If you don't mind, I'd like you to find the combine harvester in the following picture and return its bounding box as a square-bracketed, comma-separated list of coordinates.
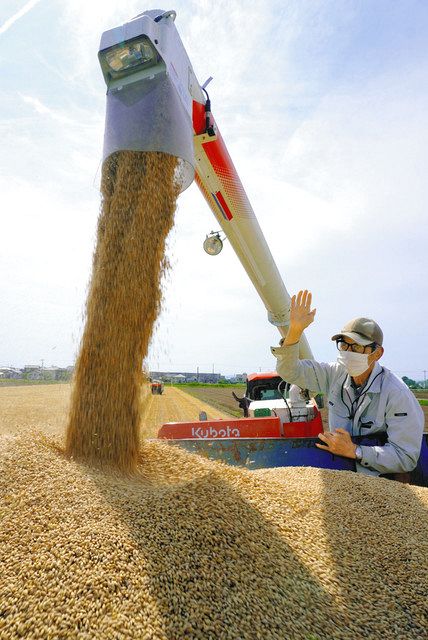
[150, 379, 164, 395]
[98, 9, 428, 485]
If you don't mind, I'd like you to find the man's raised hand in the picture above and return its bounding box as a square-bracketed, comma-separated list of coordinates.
[283, 290, 316, 345]
[290, 290, 316, 332]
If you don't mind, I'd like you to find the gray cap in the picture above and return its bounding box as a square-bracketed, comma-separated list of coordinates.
[331, 317, 383, 346]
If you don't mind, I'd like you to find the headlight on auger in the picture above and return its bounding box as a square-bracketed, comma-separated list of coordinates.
[100, 36, 158, 80]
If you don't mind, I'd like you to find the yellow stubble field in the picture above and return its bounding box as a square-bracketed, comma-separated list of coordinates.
[0, 383, 231, 440]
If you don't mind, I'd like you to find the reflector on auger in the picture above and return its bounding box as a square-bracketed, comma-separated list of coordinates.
[98, 8, 313, 357]
[203, 232, 224, 256]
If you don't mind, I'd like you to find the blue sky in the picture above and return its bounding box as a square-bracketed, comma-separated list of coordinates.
[1, 0, 427, 379]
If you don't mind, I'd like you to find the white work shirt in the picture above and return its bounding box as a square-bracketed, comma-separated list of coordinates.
[271, 342, 425, 476]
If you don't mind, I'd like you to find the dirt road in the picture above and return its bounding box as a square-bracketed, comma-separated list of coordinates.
[140, 387, 230, 438]
[0, 384, 231, 439]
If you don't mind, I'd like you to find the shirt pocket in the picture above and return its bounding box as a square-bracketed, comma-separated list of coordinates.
[358, 415, 383, 434]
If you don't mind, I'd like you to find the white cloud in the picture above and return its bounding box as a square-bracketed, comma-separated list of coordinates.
[0, 175, 97, 367]
[58, 0, 142, 89]
[0, 0, 41, 35]
[20, 94, 75, 125]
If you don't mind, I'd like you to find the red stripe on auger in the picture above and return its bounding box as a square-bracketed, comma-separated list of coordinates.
[211, 193, 229, 221]
[215, 191, 233, 221]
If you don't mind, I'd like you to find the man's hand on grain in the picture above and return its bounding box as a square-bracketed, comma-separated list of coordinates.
[316, 428, 357, 459]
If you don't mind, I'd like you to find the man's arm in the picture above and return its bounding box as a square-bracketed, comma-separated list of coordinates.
[271, 290, 335, 395]
[359, 390, 424, 474]
[272, 342, 335, 395]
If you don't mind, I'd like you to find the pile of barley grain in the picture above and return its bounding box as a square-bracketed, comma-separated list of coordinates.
[1, 432, 427, 640]
[66, 151, 178, 472]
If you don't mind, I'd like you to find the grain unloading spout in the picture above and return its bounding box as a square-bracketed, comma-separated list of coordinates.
[98, 9, 203, 192]
[98, 9, 313, 359]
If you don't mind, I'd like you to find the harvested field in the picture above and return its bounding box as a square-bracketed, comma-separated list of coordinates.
[0, 384, 71, 437]
[0, 384, 229, 440]
[1, 430, 428, 639]
[414, 390, 428, 399]
[179, 385, 246, 417]
[0, 379, 68, 387]
[2, 384, 425, 442]
[140, 386, 231, 439]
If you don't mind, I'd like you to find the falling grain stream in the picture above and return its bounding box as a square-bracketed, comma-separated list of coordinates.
[66, 151, 178, 471]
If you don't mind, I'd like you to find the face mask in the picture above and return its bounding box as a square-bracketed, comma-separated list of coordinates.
[337, 351, 371, 377]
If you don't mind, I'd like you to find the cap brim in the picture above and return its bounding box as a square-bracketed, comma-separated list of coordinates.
[331, 331, 373, 346]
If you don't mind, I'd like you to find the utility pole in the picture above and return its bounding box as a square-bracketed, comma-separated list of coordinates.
[424, 370, 427, 390]
[197, 366, 199, 382]
[212, 363, 214, 374]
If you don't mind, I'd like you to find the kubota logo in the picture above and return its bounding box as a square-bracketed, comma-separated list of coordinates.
[191, 426, 240, 439]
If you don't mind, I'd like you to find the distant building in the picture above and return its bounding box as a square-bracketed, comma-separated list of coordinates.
[41, 367, 57, 381]
[42, 367, 73, 381]
[0, 368, 22, 379]
[230, 373, 247, 383]
[21, 365, 73, 381]
[23, 366, 43, 380]
[149, 371, 222, 384]
[170, 374, 186, 383]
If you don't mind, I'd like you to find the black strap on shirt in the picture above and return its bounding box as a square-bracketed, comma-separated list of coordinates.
[340, 368, 385, 423]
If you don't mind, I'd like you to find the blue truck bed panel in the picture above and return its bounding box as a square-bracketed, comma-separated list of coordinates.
[166, 435, 428, 486]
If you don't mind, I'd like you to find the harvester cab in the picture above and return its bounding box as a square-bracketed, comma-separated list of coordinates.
[244, 373, 317, 425]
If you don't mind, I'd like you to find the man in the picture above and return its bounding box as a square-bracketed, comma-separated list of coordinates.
[271, 290, 424, 478]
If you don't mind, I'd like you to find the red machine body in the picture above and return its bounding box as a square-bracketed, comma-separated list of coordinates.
[158, 409, 323, 441]
[158, 416, 282, 440]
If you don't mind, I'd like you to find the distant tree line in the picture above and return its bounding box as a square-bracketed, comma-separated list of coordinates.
[402, 376, 427, 390]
